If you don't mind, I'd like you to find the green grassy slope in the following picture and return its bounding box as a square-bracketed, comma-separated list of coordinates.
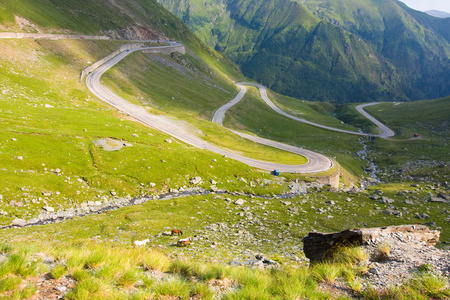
[363, 97, 450, 180]
[1, 38, 286, 225]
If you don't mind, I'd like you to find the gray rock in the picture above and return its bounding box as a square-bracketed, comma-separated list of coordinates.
[11, 218, 27, 227]
[190, 177, 202, 185]
[379, 196, 394, 204]
[429, 196, 447, 203]
[164, 139, 172, 144]
[415, 213, 431, 220]
[302, 225, 440, 263]
[345, 197, 352, 202]
[42, 206, 55, 212]
[325, 200, 335, 205]
[235, 199, 246, 206]
[369, 268, 380, 275]
[149, 182, 156, 188]
[404, 200, 414, 205]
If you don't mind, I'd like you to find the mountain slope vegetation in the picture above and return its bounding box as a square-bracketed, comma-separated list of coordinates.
[158, 0, 450, 103]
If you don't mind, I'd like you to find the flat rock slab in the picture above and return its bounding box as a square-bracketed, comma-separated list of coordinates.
[302, 224, 440, 263]
[93, 138, 131, 151]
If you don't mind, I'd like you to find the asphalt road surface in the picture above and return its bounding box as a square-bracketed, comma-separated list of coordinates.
[213, 82, 394, 138]
[85, 45, 333, 173]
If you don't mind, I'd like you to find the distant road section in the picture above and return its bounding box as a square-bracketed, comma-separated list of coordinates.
[213, 82, 394, 138]
[85, 44, 333, 173]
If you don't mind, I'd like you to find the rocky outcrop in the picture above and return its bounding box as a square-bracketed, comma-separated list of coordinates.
[302, 225, 440, 262]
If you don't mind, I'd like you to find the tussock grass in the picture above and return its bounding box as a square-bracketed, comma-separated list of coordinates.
[332, 244, 369, 265]
[50, 264, 67, 279]
[169, 259, 201, 278]
[0, 275, 21, 292]
[139, 249, 171, 272]
[66, 276, 114, 300]
[191, 282, 215, 300]
[374, 242, 391, 262]
[0, 253, 38, 278]
[117, 268, 141, 288]
[199, 264, 229, 281]
[311, 261, 341, 283]
[408, 272, 450, 299]
[152, 276, 191, 299]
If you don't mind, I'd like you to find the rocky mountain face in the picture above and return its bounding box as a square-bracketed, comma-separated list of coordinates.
[157, 0, 450, 103]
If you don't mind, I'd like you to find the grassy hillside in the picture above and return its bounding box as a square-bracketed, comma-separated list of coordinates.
[363, 97, 450, 181]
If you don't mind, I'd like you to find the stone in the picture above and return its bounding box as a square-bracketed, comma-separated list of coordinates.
[149, 182, 156, 188]
[0, 195, 3, 200]
[11, 138, 17, 141]
[42, 191, 52, 197]
[429, 196, 447, 203]
[382, 209, 394, 216]
[190, 177, 202, 185]
[54, 168, 61, 174]
[234, 199, 246, 206]
[42, 206, 54, 212]
[369, 268, 380, 275]
[345, 197, 352, 202]
[16, 156, 23, 160]
[210, 179, 217, 185]
[302, 225, 440, 263]
[110, 191, 117, 196]
[404, 200, 414, 205]
[379, 196, 394, 204]
[164, 139, 172, 143]
[325, 200, 335, 205]
[415, 213, 430, 220]
[11, 218, 27, 227]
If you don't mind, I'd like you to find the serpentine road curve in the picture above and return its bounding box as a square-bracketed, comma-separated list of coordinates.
[213, 82, 395, 138]
[85, 44, 333, 173]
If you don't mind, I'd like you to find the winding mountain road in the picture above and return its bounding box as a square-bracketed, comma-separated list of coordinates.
[85, 44, 333, 173]
[213, 82, 395, 138]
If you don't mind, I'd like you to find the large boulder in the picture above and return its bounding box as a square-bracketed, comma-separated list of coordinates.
[302, 225, 440, 263]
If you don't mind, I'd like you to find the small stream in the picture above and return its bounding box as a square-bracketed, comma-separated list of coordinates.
[357, 139, 381, 188]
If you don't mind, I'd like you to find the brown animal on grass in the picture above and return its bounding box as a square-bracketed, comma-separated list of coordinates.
[171, 229, 183, 236]
[177, 238, 190, 246]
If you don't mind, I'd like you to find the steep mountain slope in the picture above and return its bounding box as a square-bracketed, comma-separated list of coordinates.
[158, 0, 450, 103]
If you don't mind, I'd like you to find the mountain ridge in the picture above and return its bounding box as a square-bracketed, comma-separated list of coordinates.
[158, 0, 450, 103]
